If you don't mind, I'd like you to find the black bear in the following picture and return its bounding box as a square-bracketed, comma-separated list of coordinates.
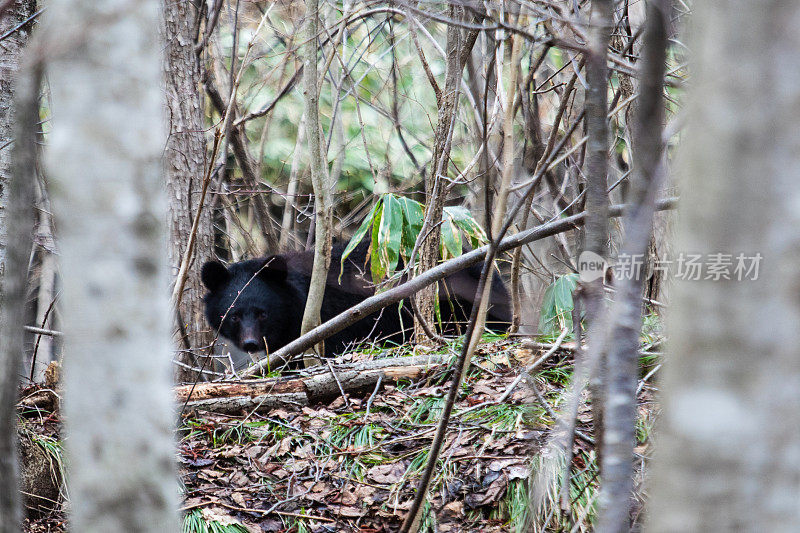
[200, 240, 511, 358]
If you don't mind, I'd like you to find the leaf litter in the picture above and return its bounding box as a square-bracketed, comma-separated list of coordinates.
[19, 337, 659, 532]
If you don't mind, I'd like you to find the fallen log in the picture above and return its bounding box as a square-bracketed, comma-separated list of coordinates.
[176, 354, 447, 414]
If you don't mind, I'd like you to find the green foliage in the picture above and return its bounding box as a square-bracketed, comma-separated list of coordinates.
[342, 193, 487, 282]
[491, 478, 530, 527]
[527, 450, 599, 531]
[183, 509, 249, 533]
[537, 273, 580, 337]
[461, 402, 545, 431]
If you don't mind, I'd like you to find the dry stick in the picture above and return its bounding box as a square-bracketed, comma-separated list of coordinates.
[406, 10, 441, 105]
[232, 66, 303, 127]
[23, 325, 62, 338]
[403, 33, 539, 532]
[636, 364, 661, 395]
[595, 1, 669, 530]
[325, 358, 351, 410]
[364, 374, 383, 420]
[242, 196, 679, 378]
[279, 115, 306, 251]
[497, 326, 570, 404]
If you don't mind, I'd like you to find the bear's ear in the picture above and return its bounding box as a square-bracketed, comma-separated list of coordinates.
[201, 261, 231, 292]
[257, 255, 288, 282]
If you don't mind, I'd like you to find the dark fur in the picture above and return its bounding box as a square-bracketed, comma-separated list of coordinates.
[201, 241, 511, 356]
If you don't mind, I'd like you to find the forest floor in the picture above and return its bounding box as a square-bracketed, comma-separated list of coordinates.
[18, 336, 658, 532]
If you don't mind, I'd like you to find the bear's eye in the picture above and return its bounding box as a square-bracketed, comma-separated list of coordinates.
[257, 311, 268, 320]
[230, 315, 241, 323]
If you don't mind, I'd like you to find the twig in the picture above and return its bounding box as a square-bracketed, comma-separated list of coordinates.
[497, 327, 570, 404]
[232, 66, 303, 127]
[325, 358, 351, 410]
[24, 325, 62, 338]
[364, 374, 382, 421]
[0, 8, 44, 43]
[636, 363, 661, 395]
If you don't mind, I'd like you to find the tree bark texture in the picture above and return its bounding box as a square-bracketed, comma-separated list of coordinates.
[583, 0, 613, 476]
[413, 5, 477, 342]
[595, 1, 668, 530]
[648, 2, 800, 531]
[164, 0, 214, 362]
[43, 0, 180, 530]
[300, 0, 334, 363]
[0, 0, 36, 278]
[0, 5, 38, 525]
[583, 0, 612, 317]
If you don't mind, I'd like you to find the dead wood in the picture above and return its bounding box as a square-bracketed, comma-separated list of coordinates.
[176, 355, 447, 414]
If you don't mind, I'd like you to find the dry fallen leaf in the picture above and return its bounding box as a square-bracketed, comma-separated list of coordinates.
[367, 462, 406, 484]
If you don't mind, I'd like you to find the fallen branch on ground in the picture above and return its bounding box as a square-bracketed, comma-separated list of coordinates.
[177, 354, 447, 414]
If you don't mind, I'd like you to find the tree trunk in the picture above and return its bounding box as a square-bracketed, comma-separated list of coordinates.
[648, 2, 800, 531]
[413, 6, 477, 343]
[583, 0, 612, 317]
[163, 0, 214, 378]
[0, 0, 35, 278]
[279, 114, 305, 251]
[300, 0, 333, 364]
[584, 0, 613, 473]
[43, 0, 179, 530]
[0, 2, 38, 524]
[595, 1, 668, 530]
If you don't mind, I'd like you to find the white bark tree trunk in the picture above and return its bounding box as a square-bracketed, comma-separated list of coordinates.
[648, 3, 800, 530]
[0, 0, 36, 277]
[0, 2, 37, 528]
[42, 0, 179, 530]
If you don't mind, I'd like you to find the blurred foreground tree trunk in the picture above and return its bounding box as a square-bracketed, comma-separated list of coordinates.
[43, 0, 179, 530]
[0, 2, 38, 527]
[648, 2, 800, 530]
[0, 0, 36, 276]
[164, 0, 214, 377]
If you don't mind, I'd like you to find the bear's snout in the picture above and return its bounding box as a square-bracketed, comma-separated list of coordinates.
[241, 338, 262, 353]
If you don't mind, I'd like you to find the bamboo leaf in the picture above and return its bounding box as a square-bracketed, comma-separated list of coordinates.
[370, 202, 386, 282]
[341, 200, 380, 281]
[440, 210, 463, 259]
[377, 194, 404, 275]
[538, 273, 579, 337]
[444, 205, 487, 249]
[397, 195, 424, 260]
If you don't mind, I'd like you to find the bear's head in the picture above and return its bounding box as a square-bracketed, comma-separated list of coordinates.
[200, 256, 299, 354]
